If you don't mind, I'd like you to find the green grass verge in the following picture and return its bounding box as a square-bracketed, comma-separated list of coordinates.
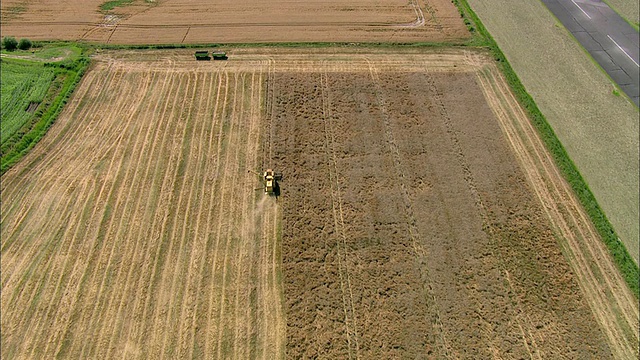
[100, 0, 135, 11]
[600, 0, 640, 31]
[1, 47, 90, 175]
[452, 0, 639, 298]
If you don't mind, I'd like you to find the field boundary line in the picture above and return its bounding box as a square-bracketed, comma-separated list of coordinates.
[0, 65, 101, 226]
[454, 0, 639, 296]
[0, 66, 116, 259]
[258, 62, 273, 358]
[473, 70, 547, 359]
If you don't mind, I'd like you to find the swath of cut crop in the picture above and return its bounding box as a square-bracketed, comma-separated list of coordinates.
[1, 57, 283, 359]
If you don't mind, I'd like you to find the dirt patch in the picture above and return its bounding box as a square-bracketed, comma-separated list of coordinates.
[24, 101, 40, 113]
[0, 0, 468, 44]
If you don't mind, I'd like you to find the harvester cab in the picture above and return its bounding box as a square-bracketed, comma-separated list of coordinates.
[263, 169, 282, 196]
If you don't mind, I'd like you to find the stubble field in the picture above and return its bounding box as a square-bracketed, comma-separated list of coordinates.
[1, 48, 637, 359]
[0, 0, 468, 44]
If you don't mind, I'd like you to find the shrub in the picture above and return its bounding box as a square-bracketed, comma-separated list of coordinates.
[17, 38, 32, 50]
[2, 37, 18, 51]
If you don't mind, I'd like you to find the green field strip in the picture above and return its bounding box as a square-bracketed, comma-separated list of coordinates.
[1, 53, 90, 175]
[1, 61, 55, 144]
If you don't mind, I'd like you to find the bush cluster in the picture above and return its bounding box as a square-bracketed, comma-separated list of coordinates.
[2, 36, 33, 51]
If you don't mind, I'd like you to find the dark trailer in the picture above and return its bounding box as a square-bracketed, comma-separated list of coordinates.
[194, 50, 210, 60]
[212, 51, 228, 60]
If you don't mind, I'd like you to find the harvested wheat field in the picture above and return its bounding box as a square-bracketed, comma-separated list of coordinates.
[1, 48, 637, 359]
[0, 0, 468, 44]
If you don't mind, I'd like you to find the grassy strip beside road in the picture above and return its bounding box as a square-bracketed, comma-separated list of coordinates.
[603, 0, 639, 29]
[1, 46, 89, 175]
[452, 0, 639, 298]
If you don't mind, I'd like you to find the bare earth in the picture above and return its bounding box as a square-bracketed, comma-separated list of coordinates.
[0, 0, 468, 44]
[1, 48, 636, 359]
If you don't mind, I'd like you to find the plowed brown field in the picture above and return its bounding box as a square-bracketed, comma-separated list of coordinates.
[0, 0, 468, 44]
[1, 48, 637, 359]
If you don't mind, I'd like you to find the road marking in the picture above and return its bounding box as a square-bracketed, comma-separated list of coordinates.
[571, 0, 591, 19]
[607, 34, 640, 67]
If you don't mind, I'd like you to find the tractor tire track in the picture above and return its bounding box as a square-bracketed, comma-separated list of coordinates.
[366, 61, 450, 358]
[189, 70, 228, 359]
[174, 70, 217, 359]
[9, 68, 143, 358]
[320, 70, 360, 360]
[214, 72, 247, 360]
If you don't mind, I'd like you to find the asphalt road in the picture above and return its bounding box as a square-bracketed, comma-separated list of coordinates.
[542, 0, 640, 107]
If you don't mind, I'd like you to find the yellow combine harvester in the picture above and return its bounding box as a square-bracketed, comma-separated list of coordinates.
[263, 169, 282, 195]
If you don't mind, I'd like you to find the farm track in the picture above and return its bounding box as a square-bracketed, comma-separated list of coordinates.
[1, 49, 636, 359]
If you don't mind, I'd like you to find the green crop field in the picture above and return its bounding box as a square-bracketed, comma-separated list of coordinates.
[0, 44, 89, 174]
[1, 59, 55, 145]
